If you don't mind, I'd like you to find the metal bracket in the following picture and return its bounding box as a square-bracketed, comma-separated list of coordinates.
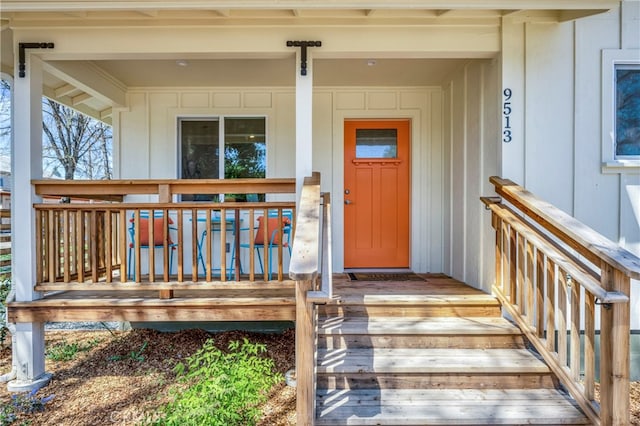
[18, 42, 55, 78]
[595, 299, 612, 310]
[286, 40, 321, 76]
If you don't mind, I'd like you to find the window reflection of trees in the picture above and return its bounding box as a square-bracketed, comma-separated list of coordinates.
[616, 68, 640, 156]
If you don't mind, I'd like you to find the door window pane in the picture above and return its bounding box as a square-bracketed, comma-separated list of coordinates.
[355, 129, 397, 159]
[616, 65, 640, 157]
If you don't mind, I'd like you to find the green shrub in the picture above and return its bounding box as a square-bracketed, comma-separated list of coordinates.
[46, 338, 101, 361]
[151, 338, 282, 426]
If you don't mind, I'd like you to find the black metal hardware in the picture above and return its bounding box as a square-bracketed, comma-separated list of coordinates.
[595, 299, 612, 310]
[18, 42, 55, 78]
[286, 40, 321, 76]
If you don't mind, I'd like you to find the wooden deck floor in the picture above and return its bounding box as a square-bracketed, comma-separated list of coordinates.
[8, 274, 485, 324]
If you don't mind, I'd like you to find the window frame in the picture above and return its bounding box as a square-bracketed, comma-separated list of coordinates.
[601, 49, 640, 173]
[177, 114, 268, 200]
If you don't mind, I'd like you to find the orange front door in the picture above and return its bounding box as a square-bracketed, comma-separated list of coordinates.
[344, 120, 410, 268]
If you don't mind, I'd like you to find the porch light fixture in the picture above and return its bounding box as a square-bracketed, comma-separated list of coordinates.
[175, 59, 189, 67]
[367, 59, 377, 66]
[18, 42, 54, 78]
[286, 40, 322, 76]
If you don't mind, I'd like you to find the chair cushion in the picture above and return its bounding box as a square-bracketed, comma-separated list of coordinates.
[130, 216, 174, 247]
[254, 216, 291, 245]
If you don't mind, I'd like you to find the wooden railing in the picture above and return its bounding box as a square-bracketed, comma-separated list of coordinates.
[483, 177, 640, 426]
[32, 178, 297, 294]
[290, 172, 332, 426]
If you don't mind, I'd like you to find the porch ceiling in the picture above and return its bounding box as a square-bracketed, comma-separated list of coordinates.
[0, 1, 616, 124]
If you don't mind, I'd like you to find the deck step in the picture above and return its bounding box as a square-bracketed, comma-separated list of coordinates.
[315, 389, 591, 425]
[317, 348, 551, 375]
[317, 316, 526, 349]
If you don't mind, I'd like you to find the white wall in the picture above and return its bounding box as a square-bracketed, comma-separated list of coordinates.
[501, 2, 640, 329]
[443, 59, 501, 293]
[118, 85, 449, 274]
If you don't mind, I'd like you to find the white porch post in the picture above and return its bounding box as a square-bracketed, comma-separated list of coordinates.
[9, 52, 50, 391]
[295, 48, 314, 203]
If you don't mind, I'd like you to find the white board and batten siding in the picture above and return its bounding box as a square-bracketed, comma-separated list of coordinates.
[500, 2, 640, 330]
[118, 86, 448, 275]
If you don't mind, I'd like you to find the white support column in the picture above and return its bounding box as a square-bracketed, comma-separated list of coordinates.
[295, 49, 314, 203]
[9, 52, 50, 391]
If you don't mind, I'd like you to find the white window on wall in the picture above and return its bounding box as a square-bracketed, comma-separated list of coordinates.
[602, 49, 640, 172]
[179, 116, 266, 201]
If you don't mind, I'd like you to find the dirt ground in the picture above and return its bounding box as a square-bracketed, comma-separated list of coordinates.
[0, 329, 638, 425]
[0, 328, 296, 426]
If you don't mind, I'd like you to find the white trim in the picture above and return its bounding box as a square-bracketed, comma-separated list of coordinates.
[601, 49, 640, 173]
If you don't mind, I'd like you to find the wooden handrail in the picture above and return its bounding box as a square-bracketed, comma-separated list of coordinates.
[490, 176, 640, 279]
[290, 172, 332, 426]
[486, 177, 638, 426]
[32, 178, 296, 202]
[481, 198, 629, 304]
[289, 173, 321, 281]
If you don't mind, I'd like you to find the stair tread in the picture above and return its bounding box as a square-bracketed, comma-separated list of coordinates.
[316, 389, 590, 425]
[334, 294, 500, 305]
[318, 316, 521, 335]
[317, 348, 550, 374]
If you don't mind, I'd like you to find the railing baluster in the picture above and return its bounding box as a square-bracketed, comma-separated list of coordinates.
[509, 226, 517, 306]
[191, 208, 198, 282]
[134, 210, 141, 283]
[263, 208, 270, 282]
[570, 279, 581, 382]
[525, 240, 535, 328]
[176, 209, 184, 283]
[205, 208, 212, 282]
[545, 258, 556, 352]
[516, 233, 525, 313]
[119, 209, 127, 282]
[63, 210, 70, 283]
[493, 214, 502, 292]
[105, 210, 112, 283]
[535, 250, 545, 339]
[162, 209, 170, 283]
[501, 221, 510, 299]
[148, 209, 155, 283]
[557, 269, 568, 366]
[90, 210, 99, 283]
[249, 208, 255, 282]
[47, 210, 55, 284]
[584, 291, 595, 401]
[277, 208, 284, 281]
[220, 208, 226, 282]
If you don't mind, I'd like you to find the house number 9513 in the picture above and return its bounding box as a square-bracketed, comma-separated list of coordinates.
[503, 88, 512, 143]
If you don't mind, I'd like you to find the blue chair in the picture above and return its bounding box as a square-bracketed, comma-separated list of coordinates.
[236, 210, 293, 280]
[128, 211, 178, 280]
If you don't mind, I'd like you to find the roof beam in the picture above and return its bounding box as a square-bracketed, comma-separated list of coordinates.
[43, 60, 127, 108]
[43, 85, 111, 125]
[71, 92, 91, 106]
[53, 83, 76, 98]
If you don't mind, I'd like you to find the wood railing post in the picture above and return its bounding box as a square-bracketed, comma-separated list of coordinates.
[599, 262, 630, 426]
[296, 279, 315, 426]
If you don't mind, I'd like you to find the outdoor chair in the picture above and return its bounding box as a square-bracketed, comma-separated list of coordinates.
[235, 210, 292, 280]
[127, 211, 177, 280]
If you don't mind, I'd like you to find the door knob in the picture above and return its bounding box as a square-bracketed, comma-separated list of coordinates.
[345, 199, 352, 205]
